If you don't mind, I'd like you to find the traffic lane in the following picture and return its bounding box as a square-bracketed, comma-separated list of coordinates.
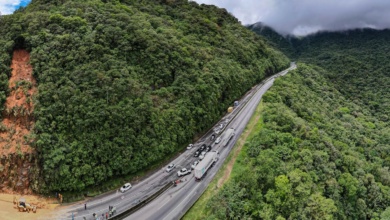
[167, 79, 276, 219]
[66, 168, 183, 220]
[126, 175, 197, 220]
[139, 79, 276, 220]
[125, 68, 287, 219]
[126, 78, 276, 220]
[167, 142, 234, 220]
[68, 142, 203, 219]
[134, 128, 238, 220]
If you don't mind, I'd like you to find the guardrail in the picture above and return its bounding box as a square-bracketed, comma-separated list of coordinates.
[175, 64, 297, 219]
[108, 181, 174, 220]
[109, 64, 296, 220]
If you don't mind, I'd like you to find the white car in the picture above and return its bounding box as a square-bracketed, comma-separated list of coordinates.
[166, 163, 176, 172]
[177, 168, 191, 177]
[215, 137, 221, 144]
[120, 183, 132, 193]
[187, 144, 194, 150]
[191, 160, 199, 169]
[199, 151, 207, 160]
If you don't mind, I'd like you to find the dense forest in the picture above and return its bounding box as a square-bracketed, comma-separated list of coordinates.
[189, 27, 390, 219]
[202, 65, 390, 219]
[0, 0, 289, 192]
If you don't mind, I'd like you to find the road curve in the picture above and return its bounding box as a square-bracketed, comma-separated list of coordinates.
[61, 63, 296, 220]
[127, 63, 296, 220]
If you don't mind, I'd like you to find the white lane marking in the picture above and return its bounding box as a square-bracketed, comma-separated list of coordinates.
[162, 182, 200, 220]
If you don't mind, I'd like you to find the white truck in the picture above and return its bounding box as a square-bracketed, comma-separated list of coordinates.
[194, 151, 219, 181]
[220, 128, 235, 147]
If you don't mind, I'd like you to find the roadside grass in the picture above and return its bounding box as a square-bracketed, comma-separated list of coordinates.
[183, 101, 265, 220]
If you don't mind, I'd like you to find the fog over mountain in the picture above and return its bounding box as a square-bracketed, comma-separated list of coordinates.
[194, 0, 390, 36]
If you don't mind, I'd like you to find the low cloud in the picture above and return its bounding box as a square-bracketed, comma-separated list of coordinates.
[194, 0, 390, 36]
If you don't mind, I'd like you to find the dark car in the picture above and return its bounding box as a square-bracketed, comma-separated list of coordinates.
[200, 144, 206, 151]
[194, 150, 200, 157]
[210, 134, 216, 140]
[206, 145, 212, 152]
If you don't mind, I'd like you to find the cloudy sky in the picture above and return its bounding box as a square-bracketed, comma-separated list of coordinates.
[194, 0, 390, 36]
[2, 0, 390, 35]
[0, 0, 29, 14]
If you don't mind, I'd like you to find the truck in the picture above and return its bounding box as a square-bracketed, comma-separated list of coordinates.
[220, 128, 235, 147]
[194, 151, 219, 181]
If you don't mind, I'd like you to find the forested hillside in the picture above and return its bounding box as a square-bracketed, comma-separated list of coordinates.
[186, 27, 390, 219]
[250, 26, 390, 121]
[247, 23, 294, 58]
[0, 0, 289, 192]
[201, 65, 390, 219]
[292, 29, 390, 122]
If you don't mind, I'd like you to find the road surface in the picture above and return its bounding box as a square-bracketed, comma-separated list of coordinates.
[62, 63, 296, 220]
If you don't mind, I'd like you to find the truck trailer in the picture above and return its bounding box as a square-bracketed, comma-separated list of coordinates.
[194, 151, 219, 181]
[220, 128, 235, 147]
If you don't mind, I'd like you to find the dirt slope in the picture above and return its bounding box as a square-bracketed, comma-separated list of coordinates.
[0, 49, 36, 155]
[0, 50, 37, 194]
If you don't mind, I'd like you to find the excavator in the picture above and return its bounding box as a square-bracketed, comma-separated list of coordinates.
[15, 197, 37, 213]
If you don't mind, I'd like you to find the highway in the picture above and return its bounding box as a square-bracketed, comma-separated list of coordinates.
[61, 63, 296, 220]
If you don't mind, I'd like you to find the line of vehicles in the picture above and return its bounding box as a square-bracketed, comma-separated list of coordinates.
[178, 128, 235, 180]
[118, 128, 235, 195]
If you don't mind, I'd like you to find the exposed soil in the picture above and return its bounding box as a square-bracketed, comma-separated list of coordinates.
[0, 193, 61, 220]
[217, 114, 261, 188]
[0, 49, 36, 155]
[0, 49, 37, 194]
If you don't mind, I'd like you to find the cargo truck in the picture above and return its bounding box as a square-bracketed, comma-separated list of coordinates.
[194, 151, 219, 181]
[220, 128, 235, 147]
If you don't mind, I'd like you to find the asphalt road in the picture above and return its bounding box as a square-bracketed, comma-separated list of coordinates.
[63, 63, 296, 220]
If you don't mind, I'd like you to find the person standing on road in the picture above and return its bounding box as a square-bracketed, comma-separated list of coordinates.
[85, 203, 87, 210]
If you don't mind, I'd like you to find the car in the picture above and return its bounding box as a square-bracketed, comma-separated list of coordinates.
[206, 145, 212, 152]
[215, 137, 221, 144]
[199, 151, 207, 160]
[210, 134, 216, 140]
[166, 163, 176, 172]
[191, 160, 199, 169]
[200, 144, 206, 151]
[177, 168, 191, 177]
[187, 144, 194, 150]
[219, 124, 224, 129]
[194, 150, 200, 157]
[120, 183, 132, 193]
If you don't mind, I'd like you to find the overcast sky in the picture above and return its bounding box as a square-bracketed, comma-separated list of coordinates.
[194, 0, 390, 36]
[2, 0, 390, 36]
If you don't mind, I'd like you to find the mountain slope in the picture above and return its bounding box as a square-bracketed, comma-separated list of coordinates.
[0, 0, 289, 192]
[247, 22, 294, 58]
[185, 26, 390, 219]
[194, 64, 390, 219]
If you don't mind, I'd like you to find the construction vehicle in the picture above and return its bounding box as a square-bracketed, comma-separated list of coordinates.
[17, 198, 37, 213]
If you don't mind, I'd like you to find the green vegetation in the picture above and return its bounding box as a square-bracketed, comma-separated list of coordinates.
[193, 27, 390, 219]
[197, 64, 390, 219]
[0, 0, 289, 193]
[247, 23, 294, 58]
[185, 99, 265, 220]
